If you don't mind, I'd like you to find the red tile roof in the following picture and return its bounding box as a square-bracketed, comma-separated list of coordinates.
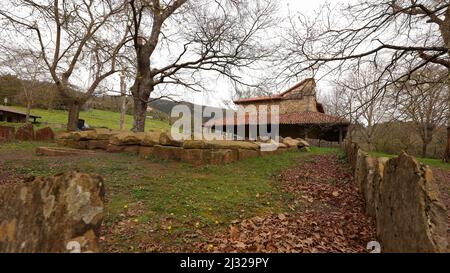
[233, 78, 315, 104]
[204, 112, 349, 127]
[232, 95, 282, 103]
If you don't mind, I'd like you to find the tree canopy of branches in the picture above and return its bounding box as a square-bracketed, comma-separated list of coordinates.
[0, 0, 130, 130]
[0, 47, 46, 122]
[285, 0, 450, 161]
[396, 65, 448, 157]
[127, 0, 278, 132]
[325, 63, 393, 150]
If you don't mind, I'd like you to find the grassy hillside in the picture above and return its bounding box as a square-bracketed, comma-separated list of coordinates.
[4, 106, 171, 132]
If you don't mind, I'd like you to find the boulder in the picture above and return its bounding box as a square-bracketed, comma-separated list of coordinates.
[72, 128, 119, 141]
[141, 132, 162, 147]
[93, 128, 120, 140]
[109, 132, 146, 146]
[181, 149, 209, 165]
[159, 132, 183, 147]
[282, 137, 299, 147]
[183, 140, 259, 150]
[87, 140, 109, 150]
[238, 149, 260, 161]
[65, 140, 88, 150]
[72, 130, 98, 141]
[209, 149, 238, 165]
[36, 147, 96, 157]
[377, 153, 448, 253]
[56, 139, 69, 147]
[35, 127, 55, 142]
[0, 172, 105, 253]
[153, 145, 184, 161]
[107, 144, 140, 154]
[15, 123, 34, 141]
[55, 132, 74, 140]
[277, 143, 288, 149]
[355, 152, 379, 218]
[139, 146, 155, 159]
[296, 138, 310, 148]
[0, 126, 15, 141]
[260, 150, 279, 157]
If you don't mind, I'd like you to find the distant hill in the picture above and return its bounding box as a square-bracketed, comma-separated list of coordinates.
[0, 74, 230, 124]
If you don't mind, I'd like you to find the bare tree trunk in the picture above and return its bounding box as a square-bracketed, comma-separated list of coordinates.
[446, 76, 450, 162]
[131, 70, 153, 132]
[67, 101, 81, 132]
[119, 73, 126, 130]
[422, 142, 428, 158]
[132, 97, 147, 132]
[25, 99, 31, 123]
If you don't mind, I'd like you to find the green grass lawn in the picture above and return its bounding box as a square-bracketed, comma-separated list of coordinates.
[368, 151, 450, 171]
[4, 106, 171, 132]
[0, 145, 338, 252]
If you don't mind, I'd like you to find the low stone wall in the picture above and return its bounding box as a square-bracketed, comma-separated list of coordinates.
[56, 129, 309, 165]
[0, 124, 54, 142]
[0, 172, 105, 253]
[343, 141, 449, 253]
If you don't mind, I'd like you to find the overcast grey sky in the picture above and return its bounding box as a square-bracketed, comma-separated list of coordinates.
[181, 0, 351, 109]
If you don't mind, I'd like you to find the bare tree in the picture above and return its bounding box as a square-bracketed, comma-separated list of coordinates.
[396, 66, 448, 157]
[284, 0, 450, 161]
[335, 64, 393, 150]
[0, 0, 130, 131]
[127, 0, 278, 132]
[0, 47, 46, 122]
[119, 72, 128, 130]
[320, 82, 358, 141]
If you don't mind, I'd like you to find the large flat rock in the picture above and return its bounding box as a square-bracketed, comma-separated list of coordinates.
[0, 172, 105, 253]
[36, 147, 96, 157]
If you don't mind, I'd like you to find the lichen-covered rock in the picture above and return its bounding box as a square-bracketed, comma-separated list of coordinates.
[159, 132, 183, 147]
[109, 132, 146, 146]
[297, 138, 310, 148]
[15, 123, 34, 141]
[72, 130, 98, 141]
[0, 126, 15, 142]
[154, 145, 184, 161]
[0, 172, 105, 253]
[282, 137, 300, 148]
[209, 149, 238, 165]
[355, 152, 379, 218]
[65, 140, 88, 150]
[56, 131, 74, 140]
[238, 149, 260, 161]
[73, 128, 119, 141]
[377, 153, 448, 253]
[181, 149, 208, 165]
[141, 132, 162, 147]
[183, 140, 260, 150]
[87, 140, 109, 150]
[139, 146, 155, 159]
[277, 143, 288, 149]
[92, 128, 120, 140]
[35, 127, 55, 141]
[107, 144, 140, 154]
[36, 147, 96, 157]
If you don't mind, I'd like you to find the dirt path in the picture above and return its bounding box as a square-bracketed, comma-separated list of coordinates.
[195, 154, 376, 253]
